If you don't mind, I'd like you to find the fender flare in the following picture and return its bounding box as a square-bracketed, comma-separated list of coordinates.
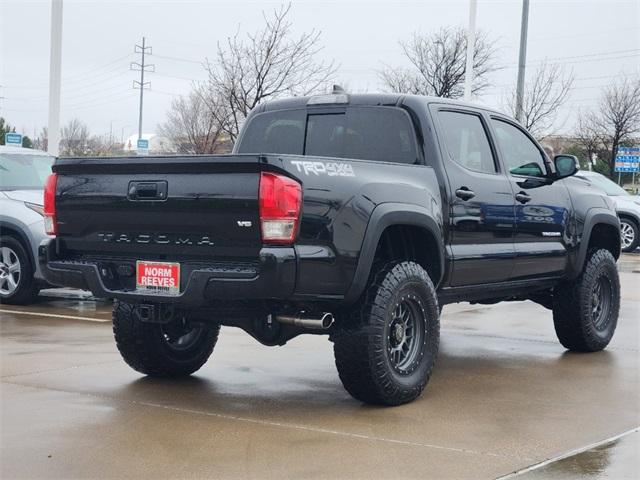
[343, 203, 444, 305]
[572, 208, 620, 278]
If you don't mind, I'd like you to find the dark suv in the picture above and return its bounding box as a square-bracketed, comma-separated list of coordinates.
[41, 92, 621, 405]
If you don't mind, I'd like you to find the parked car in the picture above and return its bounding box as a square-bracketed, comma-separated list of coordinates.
[40, 92, 621, 406]
[0, 145, 54, 304]
[574, 170, 640, 252]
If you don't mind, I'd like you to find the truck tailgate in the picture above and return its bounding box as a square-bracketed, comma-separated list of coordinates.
[53, 155, 263, 260]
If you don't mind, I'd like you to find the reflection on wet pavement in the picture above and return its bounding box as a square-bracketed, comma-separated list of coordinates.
[518, 430, 640, 479]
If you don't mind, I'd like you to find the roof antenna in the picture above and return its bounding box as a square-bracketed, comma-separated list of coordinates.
[332, 85, 346, 94]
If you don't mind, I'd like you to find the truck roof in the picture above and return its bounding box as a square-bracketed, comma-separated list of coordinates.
[258, 92, 508, 118]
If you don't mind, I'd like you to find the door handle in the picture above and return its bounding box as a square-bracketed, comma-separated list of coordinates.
[455, 187, 476, 201]
[515, 192, 531, 204]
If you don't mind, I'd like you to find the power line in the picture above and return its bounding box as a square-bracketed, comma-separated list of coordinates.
[528, 26, 639, 43]
[153, 72, 205, 82]
[154, 54, 203, 65]
[66, 91, 137, 111]
[3, 53, 135, 90]
[8, 69, 132, 102]
[501, 51, 640, 69]
[542, 48, 640, 61]
[148, 89, 183, 97]
[60, 53, 135, 85]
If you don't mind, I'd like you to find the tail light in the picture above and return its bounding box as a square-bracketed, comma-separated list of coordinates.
[259, 172, 302, 244]
[43, 173, 58, 235]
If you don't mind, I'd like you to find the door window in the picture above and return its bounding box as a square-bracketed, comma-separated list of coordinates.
[491, 119, 547, 177]
[437, 111, 497, 174]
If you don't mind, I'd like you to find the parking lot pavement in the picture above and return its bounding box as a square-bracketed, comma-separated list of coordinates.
[1, 255, 638, 479]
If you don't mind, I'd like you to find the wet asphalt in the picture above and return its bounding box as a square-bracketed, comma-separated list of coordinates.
[1, 254, 639, 479]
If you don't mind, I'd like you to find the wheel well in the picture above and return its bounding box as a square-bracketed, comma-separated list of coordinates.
[588, 223, 621, 260]
[0, 225, 35, 267]
[373, 225, 442, 286]
[618, 214, 639, 228]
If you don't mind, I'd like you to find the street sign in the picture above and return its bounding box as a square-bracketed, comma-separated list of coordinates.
[137, 138, 149, 156]
[614, 146, 640, 173]
[4, 132, 22, 147]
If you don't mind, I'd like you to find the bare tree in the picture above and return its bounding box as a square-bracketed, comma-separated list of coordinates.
[32, 127, 48, 151]
[574, 112, 610, 170]
[60, 119, 91, 156]
[379, 27, 497, 99]
[506, 62, 574, 138]
[59, 119, 116, 156]
[595, 78, 640, 177]
[158, 88, 228, 154]
[204, 3, 336, 142]
[578, 77, 640, 177]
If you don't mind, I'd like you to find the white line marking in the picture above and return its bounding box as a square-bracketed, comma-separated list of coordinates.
[137, 401, 511, 458]
[495, 426, 640, 479]
[0, 308, 109, 323]
[2, 381, 514, 460]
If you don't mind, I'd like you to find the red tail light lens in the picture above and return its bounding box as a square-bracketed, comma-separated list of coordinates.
[43, 173, 58, 235]
[259, 172, 302, 244]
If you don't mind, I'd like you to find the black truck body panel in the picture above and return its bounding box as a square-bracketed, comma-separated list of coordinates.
[41, 93, 621, 313]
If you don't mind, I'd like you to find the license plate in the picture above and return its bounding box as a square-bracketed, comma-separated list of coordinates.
[136, 261, 180, 296]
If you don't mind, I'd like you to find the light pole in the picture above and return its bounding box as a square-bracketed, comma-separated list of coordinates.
[463, 0, 478, 101]
[47, 0, 63, 156]
[515, 0, 530, 123]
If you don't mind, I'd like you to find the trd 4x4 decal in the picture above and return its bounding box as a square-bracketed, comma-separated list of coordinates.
[290, 160, 355, 177]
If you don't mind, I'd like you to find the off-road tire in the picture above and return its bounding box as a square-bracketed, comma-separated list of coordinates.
[0, 235, 40, 305]
[552, 249, 619, 352]
[112, 300, 220, 377]
[333, 261, 440, 406]
[620, 217, 639, 252]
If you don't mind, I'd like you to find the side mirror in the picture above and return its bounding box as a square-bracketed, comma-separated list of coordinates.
[553, 154, 579, 180]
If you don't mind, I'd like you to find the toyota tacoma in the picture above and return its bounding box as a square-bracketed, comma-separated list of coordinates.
[40, 91, 621, 405]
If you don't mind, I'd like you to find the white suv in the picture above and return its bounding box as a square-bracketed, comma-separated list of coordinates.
[575, 170, 640, 252]
[0, 145, 55, 304]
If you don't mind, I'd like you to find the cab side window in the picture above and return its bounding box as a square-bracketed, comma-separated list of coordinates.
[437, 111, 497, 174]
[491, 119, 547, 177]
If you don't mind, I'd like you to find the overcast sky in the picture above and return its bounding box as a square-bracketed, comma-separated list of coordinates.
[1, 0, 638, 141]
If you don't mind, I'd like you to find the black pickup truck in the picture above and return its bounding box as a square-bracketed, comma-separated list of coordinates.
[40, 91, 621, 405]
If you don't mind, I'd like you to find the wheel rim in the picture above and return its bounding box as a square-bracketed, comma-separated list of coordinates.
[0, 246, 21, 296]
[387, 295, 426, 374]
[620, 222, 635, 249]
[161, 319, 203, 352]
[591, 275, 612, 331]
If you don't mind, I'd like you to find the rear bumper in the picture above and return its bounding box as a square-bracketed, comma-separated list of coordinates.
[39, 239, 296, 306]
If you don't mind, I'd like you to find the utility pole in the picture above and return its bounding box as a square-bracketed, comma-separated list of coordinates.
[463, 0, 477, 102]
[48, 0, 63, 156]
[130, 37, 154, 141]
[515, 0, 530, 123]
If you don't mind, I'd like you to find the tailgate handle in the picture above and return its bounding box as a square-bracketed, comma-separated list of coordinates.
[128, 181, 167, 201]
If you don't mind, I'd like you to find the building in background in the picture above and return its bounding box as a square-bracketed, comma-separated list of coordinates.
[123, 133, 176, 154]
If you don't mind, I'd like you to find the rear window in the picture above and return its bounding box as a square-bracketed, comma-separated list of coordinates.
[237, 106, 418, 164]
[0, 153, 54, 190]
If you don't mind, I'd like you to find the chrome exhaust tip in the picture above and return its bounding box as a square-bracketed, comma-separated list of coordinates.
[275, 312, 334, 330]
